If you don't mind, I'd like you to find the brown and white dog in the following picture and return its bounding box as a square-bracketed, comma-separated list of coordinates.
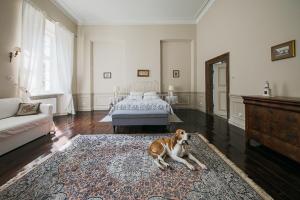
[148, 129, 207, 170]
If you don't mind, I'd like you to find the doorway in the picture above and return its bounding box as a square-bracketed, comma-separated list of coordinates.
[205, 53, 230, 119]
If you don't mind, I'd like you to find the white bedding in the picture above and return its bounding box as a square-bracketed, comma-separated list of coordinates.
[109, 97, 174, 115]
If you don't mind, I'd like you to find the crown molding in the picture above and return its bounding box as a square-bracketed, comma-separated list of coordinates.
[194, 0, 210, 19]
[50, 0, 82, 24]
[50, 0, 215, 26]
[196, 0, 216, 23]
[79, 19, 197, 26]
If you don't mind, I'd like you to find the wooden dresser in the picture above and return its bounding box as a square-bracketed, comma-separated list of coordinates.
[243, 96, 300, 163]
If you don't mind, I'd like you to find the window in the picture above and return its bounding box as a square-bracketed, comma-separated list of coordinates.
[42, 19, 58, 93]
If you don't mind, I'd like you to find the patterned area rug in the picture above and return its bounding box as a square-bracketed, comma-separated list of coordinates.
[0, 134, 272, 200]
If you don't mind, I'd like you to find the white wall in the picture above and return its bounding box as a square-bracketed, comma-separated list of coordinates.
[76, 25, 197, 110]
[197, 0, 300, 96]
[0, 0, 22, 98]
[161, 40, 192, 92]
[93, 41, 126, 94]
[196, 0, 300, 129]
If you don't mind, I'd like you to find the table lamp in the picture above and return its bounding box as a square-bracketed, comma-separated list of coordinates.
[113, 86, 119, 98]
[168, 85, 174, 97]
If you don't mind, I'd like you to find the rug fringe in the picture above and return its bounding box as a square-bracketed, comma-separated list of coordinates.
[0, 135, 81, 192]
[197, 134, 273, 200]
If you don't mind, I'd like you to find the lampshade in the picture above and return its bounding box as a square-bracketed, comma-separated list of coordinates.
[168, 85, 174, 91]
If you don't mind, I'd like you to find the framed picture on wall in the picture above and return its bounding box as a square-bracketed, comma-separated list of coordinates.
[103, 72, 112, 79]
[271, 40, 296, 61]
[173, 70, 180, 78]
[137, 69, 150, 77]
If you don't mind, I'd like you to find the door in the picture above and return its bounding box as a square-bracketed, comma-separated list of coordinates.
[213, 62, 227, 118]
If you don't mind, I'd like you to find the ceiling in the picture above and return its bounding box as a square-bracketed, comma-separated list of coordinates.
[52, 0, 213, 25]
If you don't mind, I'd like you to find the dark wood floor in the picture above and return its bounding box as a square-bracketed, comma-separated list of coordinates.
[0, 109, 300, 199]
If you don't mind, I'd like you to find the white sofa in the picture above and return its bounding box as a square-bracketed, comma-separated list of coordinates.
[0, 98, 54, 156]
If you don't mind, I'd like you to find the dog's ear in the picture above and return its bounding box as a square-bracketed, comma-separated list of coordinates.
[174, 133, 179, 142]
[174, 129, 182, 142]
[174, 129, 179, 140]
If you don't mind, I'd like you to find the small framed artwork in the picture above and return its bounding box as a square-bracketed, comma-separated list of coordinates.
[137, 69, 150, 77]
[103, 72, 111, 79]
[271, 40, 296, 61]
[173, 70, 180, 78]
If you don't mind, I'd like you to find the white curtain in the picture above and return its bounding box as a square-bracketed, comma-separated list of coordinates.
[55, 24, 75, 114]
[20, 1, 75, 114]
[20, 1, 45, 95]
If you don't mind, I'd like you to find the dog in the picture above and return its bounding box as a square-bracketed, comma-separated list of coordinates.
[148, 129, 207, 170]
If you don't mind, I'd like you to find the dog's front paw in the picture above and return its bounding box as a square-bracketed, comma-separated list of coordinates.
[200, 164, 207, 170]
[188, 164, 195, 171]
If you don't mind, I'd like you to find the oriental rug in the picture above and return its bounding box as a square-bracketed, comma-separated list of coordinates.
[0, 134, 272, 200]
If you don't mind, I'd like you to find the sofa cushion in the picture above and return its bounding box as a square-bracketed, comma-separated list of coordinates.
[0, 114, 51, 140]
[16, 102, 41, 116]
[0, 98, 21, 120]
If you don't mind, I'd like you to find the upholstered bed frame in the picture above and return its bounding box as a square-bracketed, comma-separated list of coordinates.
[112, 110, 169, 132]
[111, 81, 169, 132]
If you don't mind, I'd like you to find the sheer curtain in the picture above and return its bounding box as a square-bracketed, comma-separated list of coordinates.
[20, 1, 75, 114]
[55, 24, 75, 114]
[20, 1, 45, 96]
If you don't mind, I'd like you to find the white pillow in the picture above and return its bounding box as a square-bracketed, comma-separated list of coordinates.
[143, 95, 160, 100]
[144, 91, 157, 96]
[130, 91, 143, 96]
[128, 91, 143, 100]
[127, 95, 143, 100]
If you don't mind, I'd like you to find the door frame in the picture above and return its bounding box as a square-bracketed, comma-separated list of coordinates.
[205, 52, 230, 119]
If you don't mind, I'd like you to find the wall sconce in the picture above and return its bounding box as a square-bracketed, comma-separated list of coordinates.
[9, 47, 21, 62]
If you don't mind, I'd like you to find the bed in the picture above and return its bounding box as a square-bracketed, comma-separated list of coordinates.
[109, 91, 173, 132]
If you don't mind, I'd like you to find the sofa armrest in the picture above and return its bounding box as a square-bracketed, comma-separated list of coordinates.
[40, 104, 53, 116]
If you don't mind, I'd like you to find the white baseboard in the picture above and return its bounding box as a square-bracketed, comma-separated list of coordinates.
[195, 106, 206, 113]
[229, 94, 245, 130]
[77, 107, 92, 111]
[229, 117, 245, 130]
[54, 112, 68, 116]
[93, 105, 110, 110]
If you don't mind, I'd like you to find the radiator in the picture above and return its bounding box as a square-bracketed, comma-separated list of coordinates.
[33, 97, 57, 114]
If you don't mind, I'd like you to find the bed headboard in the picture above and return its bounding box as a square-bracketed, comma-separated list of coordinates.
[119, 81, 160, 94]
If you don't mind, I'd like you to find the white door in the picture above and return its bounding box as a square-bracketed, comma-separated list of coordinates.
[213, 62, 227, 118]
